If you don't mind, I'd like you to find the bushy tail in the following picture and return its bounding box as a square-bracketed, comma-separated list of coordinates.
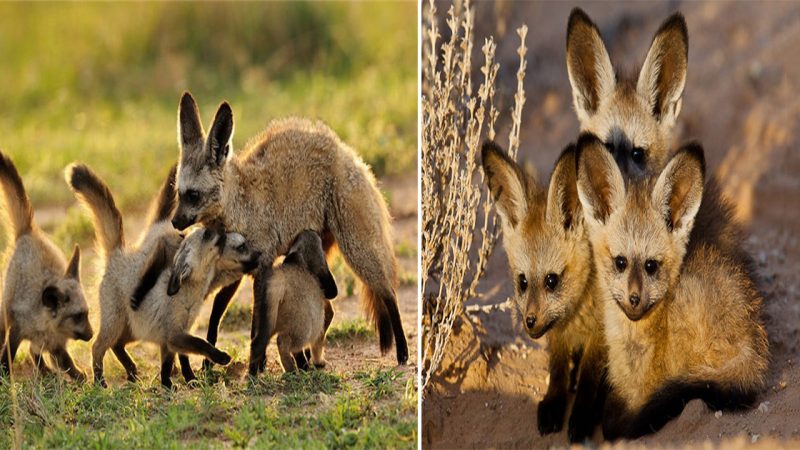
[66, 164, 124, 254]
[0, 151, 34, 239]
[145, 164, 178, 226]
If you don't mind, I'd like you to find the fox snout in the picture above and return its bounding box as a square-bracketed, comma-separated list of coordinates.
[171, 213, 196, 231]
[76, 325, 93, 342]
[243, 252, 262, 273]
[522, 304, 555, 339]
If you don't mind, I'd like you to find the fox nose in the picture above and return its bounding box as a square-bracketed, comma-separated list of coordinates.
[629, 294, 640, 307]
[525, 315, 536, 330]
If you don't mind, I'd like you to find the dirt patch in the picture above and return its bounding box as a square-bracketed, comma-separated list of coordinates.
[424, 2, 800, 448]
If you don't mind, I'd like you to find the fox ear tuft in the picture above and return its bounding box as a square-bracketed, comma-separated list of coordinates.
[546, 144, 580, 232]
[575, 133, 625, 228]
[566, 8, 615, 123]
[651, 142, 704, 242]
[637, 12, 688, 128]
[208, 102, 234, 167]
[66, 245, 81, 281]
[178, 91, 204, 147]
[482, 141, 531, 230]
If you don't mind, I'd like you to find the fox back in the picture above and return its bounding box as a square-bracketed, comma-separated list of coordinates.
[566, 8, 688, 178]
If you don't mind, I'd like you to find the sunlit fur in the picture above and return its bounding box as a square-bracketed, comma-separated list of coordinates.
[128, 228, 258, 387]
[265, 231, 337, 373]
[0, 151, 92, 381]
[566, 8, 688, 178]
[577, 137, 768, 436]
[482, 141, 605, 442]
[66, 163, 183, 385]
[173, 92, 406, 364]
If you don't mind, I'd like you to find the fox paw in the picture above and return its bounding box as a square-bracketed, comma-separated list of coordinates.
[537, 394, 567, 435]
[215, 352, 232, 366]
[567, 408, 595, 443]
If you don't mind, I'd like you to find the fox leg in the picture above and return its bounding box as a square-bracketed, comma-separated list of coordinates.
[168, 333, 231, 366]
[538, 346, 569, 435]
[111, 343, 138, 383]
[203, 278, 241, 371]
[277, 335, 298, 373]
[52, 347, 86, 382]
[0, 325, 21, 375]
[178, 355, 196, 383]
[249, 264, 275, 376]
[567, 345, 605, 442]
[159, 346, 176, 389]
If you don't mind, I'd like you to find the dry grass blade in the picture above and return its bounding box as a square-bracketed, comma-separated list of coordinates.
[421, 0, 528, 395]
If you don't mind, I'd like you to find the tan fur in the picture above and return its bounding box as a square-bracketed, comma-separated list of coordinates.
[173, 93, 405, 363]
[125, 228, 258, 388]
[266, 266, 330, 372]
[0, 151, 92, 381]
[577, 138, 768, 413]
[482, 142, 606, 440]
[566, 9, 688, 177]
[66, 164, 184, 385]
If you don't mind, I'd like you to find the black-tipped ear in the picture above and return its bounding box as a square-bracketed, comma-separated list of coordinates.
[651, 142, 705, 238]
[566, 8, 615, 122]
[320, 273, 338, 300]
[481, 141, 531, 229]
[167, 270, 182, 296]
[179, 91, 204, 146]
[42, 286, 63, 312]
[66, 245, 80, 281]
[546, 144, 580, 231]
[208, 102, 233, 167]
[575, 133, 626, 227]
[637, 12, 688, 126]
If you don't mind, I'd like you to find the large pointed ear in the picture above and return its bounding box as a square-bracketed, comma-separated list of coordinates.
[167, 244, 192, 296]
[481, 141, 531, 229]
[566, 8, 616, 123]
[65, 245, 81, 281]
[576, 133, 626, 228]
[178, 91, 204, 146]
[637, 13, 688, 128]
[651, 142, 704, 242]
[545, 144, 581, 232]
[207, 102, 234, 167]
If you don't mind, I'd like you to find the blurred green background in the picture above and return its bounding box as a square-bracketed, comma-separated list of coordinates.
[0, 2, 416, 217]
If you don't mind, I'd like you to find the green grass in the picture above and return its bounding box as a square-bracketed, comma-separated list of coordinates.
[0, 368, 416, 449]
[0, 2, 416, 212]
[326, 319, 375, 344]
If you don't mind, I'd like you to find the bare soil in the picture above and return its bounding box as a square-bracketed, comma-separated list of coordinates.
[424, 2, 800, 448]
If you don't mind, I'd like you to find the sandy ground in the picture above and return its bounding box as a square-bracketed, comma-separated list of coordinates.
[424, 2, 800, 448]
[11, 173, 418, 388]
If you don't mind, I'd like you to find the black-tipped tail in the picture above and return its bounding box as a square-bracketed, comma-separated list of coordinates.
[66, 163, 124, 252]
[0, 151, 34, 239]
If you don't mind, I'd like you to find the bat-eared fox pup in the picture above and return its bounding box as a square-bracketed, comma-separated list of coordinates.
[128, 227, 259, 388]
[575, 135, 768, 439]
[266, 230, 337, 373]
[482, 141, 606, 442]
[173, 92, 406, 375]
[567, 8, 751, 268]
[566, 8, 688, 178]
[67, 163, 259, 388]
[0, 152, 92, 381]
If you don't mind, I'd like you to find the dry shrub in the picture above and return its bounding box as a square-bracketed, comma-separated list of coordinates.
[421, 0, 528, 394]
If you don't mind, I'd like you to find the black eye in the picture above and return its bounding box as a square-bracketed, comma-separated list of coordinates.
[645, 259, 659, 275]
[237, 243, 247, 252]
[614, 256, 628, 272]
[183, 190, 201, 204]
[603, 141, 614, 153]
[631, 147, 645, 165]
[71, 312, 86, 322]
[544, 273, 559, 292]
[517, 273, 528, 293]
